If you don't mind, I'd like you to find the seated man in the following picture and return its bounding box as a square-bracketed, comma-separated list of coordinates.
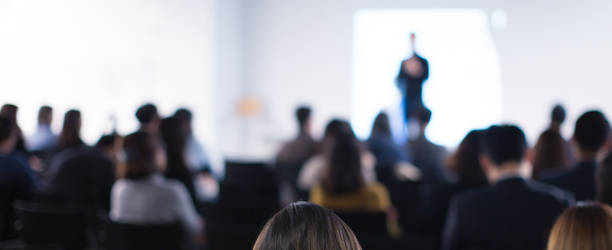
[442, 125, 573, 250]
[544, 110, 610, 201]
[0, 116, 38, 240]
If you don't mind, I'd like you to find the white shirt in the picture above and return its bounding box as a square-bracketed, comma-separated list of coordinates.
[110, 173, 201, 236]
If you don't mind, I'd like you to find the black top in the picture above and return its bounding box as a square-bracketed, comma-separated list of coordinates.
[409, 135, 448, 196]
[45, 147, 115, 211]
[442, 177, 573, 250]
[542, 161, 596, 201]
[397, 54, 429, 114]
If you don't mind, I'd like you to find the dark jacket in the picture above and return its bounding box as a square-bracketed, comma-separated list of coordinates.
[542, 161, 596, 201]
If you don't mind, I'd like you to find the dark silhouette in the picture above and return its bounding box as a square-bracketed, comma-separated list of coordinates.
[57, 109, 85, 152]
[442, 125, 573, 250]
[397, 33, 429, 120]
[544, 110, 610, 201]
[532, 129, 570, 179]
[0, 104, 28, 157]
[409, 108, 448, 196]
[253, 202, 362, 250]
[367, 112, 409, 168]
[597, 153, 612, 207]
[173, 108, 212, 174]
[135, 103, 161, 134]
[549, 104, 566, 133]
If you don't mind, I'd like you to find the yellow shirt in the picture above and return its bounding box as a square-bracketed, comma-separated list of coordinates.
[310, 182, 391, 212]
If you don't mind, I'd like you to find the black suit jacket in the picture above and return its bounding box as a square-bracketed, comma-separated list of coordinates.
[542, 161, 596, 201]
[442, 177, 573, 250]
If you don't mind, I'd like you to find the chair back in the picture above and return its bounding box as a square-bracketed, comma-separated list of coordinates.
[106, 221, 184, 250]
[334, 211, 388, 236]
[13, 201, 89, 250]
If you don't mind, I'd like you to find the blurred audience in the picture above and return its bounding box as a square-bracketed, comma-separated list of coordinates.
[0, 104, 28, 155]
[408, 107, 448, 197]
[253, 202, 361, 250]
[276, 106, 317, 203]
[26, 105, 57, 154]
[135, 103, 161, 134]
[546, 202, 612, 250]
[56, 109, 85, 153]
[532, 129, 571, 179]
[597, 153, 612, 206]
[173, 108, 212, 175]
[110, 132, 202, 238]
[549, 104, 567, 133]
[367, 112, 409, 168]
[544, 110, 610, 201]
[442, 125, 573, 250]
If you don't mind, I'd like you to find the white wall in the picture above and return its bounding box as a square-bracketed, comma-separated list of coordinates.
[232, 0, 612, 153]
[0, 0, 216, 146]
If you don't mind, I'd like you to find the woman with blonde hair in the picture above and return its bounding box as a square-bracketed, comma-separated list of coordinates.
[547, 202, 612, 250]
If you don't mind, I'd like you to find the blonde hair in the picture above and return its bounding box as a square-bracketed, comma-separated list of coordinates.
[547, 202, 612, 250]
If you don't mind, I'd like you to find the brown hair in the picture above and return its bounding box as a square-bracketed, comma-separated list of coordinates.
[253, 202, 362, 250]
[547, 202, 612, 250]
[532, 129, 569, 179]
[123, 132, 162, 179]
[58, 109, 84, 150]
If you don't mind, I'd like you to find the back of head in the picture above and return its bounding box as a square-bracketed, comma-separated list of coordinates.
[159, 116, 188, 170]
[123, 132, 161, 179]
[574, 110, 610, 153]
[533, 129, 569, 178]
[448, 130, 488, 187]
[296, 106, 312, 130]
[547, 202, 612, 250]
[481, 125, 528, 166]
[597, 153, 612, 206]
[0, 104, 18, 124]
[323, 119, 352, 142]
[253, 202, 362, 250]
[135, 103, 159, 124]
[370, 112, 392, 138]
[38, 105, 53, 125]
[322, 123, 364, 195]
[0, 116, 14, 144]
[551, 104, 566, 124]
[58, 109, 82, 149]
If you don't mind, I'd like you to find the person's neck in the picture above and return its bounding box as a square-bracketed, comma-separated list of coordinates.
[549, 123, 561, 132]
[577, 150, 598, 162]
[140, 124, 156, 134]
[488, 162, 528, 183]
[0, 142, 12, 154]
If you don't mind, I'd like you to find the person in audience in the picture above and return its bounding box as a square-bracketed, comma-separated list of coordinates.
[309, 123, 390, 212]
[135, 103, 161, 134]
[0, 116, 38, 240]
[160, 116, 198, 208]
[27, 106, 57, 154]
[110, 132, 202, 238]
[253, 202, 361, 250]
[549, 104, 567, 133]
[367, 112, 409, 168]
[544, 110, 610, 201]
[532, 130, 570, 179]
[298, 119, 376, 191]
[56, 109, 85, 152]
[276, 106, 317, 202]
[442, 125, 574, 250]
[597, 153, 612, 206]
[409, 107, 448, 197]
[44, 134, 120, 211]
[546, 202, 612, 250]
[0, 104, 28, 155]
[417, 130, 488, 241]
[173, 108, 213, 174]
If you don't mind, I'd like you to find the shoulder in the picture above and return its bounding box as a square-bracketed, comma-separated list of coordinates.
[525, 180, 574, 204]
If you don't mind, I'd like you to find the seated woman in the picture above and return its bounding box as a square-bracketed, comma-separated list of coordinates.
[253, 202, 361, 250]
[546, 202, 612, 250]
[308, 121, 390, 212]
[109, 132, 202, 238]
[298, 119, 377, 192]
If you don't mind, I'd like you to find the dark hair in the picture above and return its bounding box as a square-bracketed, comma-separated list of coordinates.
[0, 116, 14, 143]
[123, 132, 161, 179]
[597, 153, 612, 206]
[370, 112, 392, 138]
[253, 202, 362, 250]
[547, 202, 612, 250]
[321, 121, 364, 195]
[58, 109, 84, 150]
[417, 107, 432, 124]
[447, 130, 488, 187]
[574, 110, 610, 153]
[0, 104, 18, 124]
[135, 103, 159, 124]
[38, 105, 53, 125]
[296, 106, 312, 129]
[532, 130, 570, 179]
[174, 108, 192, 122]
[551, 104, 566, 124]
[96, 133, 119, 149]
[160, 116, 189, 175]
[481, 125, 528, 166]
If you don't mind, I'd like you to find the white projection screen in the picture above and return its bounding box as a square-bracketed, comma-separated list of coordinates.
[352, 9, 503, 147]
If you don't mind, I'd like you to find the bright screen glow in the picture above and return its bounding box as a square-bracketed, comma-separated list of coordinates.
[352, 9, 503, 147]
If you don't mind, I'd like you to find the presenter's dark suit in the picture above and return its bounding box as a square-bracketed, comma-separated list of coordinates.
[397, 54, 429, 120]
[442, 177, 573, 250]
[543, 161, 596, 201]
